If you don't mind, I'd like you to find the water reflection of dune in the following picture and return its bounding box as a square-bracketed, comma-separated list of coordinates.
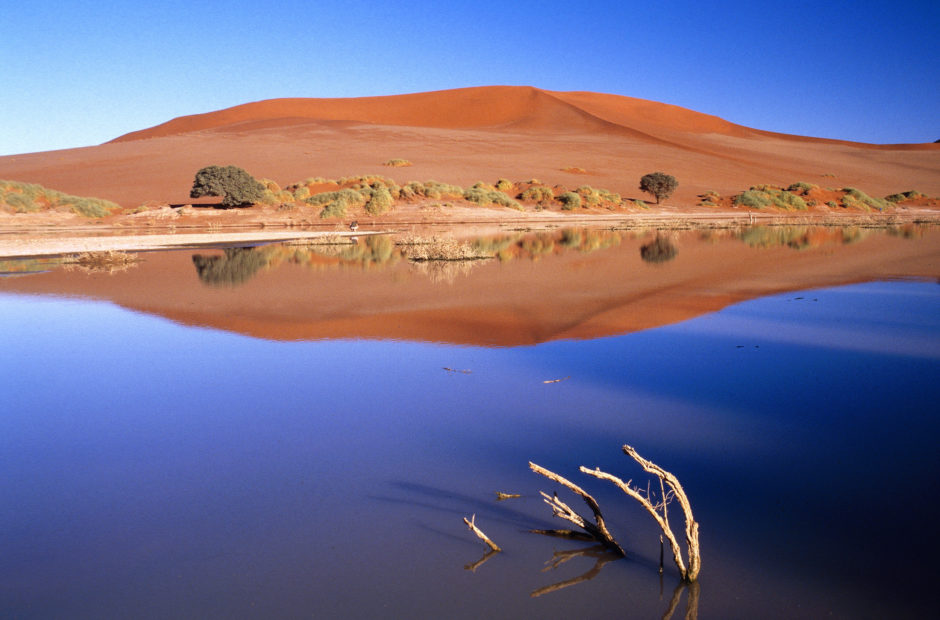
[0, 226, 935, 346]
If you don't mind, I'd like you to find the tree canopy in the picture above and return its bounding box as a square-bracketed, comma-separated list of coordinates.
[639, 172, 678, 204]
[190, 165, 265, 207]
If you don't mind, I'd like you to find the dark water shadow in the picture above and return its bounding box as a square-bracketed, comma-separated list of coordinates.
[530, 543, 619, 598]
[372, 480, 557, 533]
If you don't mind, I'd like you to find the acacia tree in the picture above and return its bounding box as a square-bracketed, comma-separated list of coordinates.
[639, 172, 678, 204]
[190, 165, 265, 207]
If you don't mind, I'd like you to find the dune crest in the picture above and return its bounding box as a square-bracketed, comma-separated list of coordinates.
[109, 86, 757, 144]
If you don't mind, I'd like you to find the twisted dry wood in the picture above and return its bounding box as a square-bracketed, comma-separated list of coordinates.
[580, 444, 700, 582]
[529, 462, 625, 556]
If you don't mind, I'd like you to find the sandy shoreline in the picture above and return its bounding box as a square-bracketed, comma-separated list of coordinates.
[0, 230, 372, 258]
[1, 205, 938, 259]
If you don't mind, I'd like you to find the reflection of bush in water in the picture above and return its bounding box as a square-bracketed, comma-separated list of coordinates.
[736, 225, 872, 249]
[885, 224, 928, 240]
[192, 247, 270, 286]
[411, 260, 480, 284]
[338, 235, 398, 266]
[640, 236, 677, 263]
[736, 226, 810, 249]
[471, 228, 622, 261]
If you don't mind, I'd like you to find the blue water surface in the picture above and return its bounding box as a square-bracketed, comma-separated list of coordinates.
[1, 280, 937, 618]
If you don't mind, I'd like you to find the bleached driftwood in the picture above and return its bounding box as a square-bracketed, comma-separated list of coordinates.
[463, 514, 501, 552]
[529, 462, 625, 556]
[581, 444, 700, 582]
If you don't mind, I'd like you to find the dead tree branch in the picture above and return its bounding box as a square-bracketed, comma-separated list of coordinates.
[530, 462, 625, 556]
[580, 444, 700, 582]
[463, 514, 501, 552]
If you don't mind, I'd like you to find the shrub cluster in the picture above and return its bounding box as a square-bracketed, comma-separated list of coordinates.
[558, 191, 582, 210]
[0, 179, 120, 217]
[734, 185, 807, 210]
[885, 190, 923, 203]
[520, 185, 555, 203]
[841, 187, 888, 211]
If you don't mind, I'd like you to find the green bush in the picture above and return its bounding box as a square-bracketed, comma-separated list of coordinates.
[734, 186, 807, 210]
[735, 190, 772, 209]
[842, 187, 888, 211]
[520, 185, 554, 203]
[786, 182, 818, 195]
[307, 188, 364, 219]
[4, 192, 38, 212]
[558, 191, 582, 210]
[639, 172, 678, 204]
[364, 185, 394, 215]
[463, 187, 521, 209]
[190, 165, 266, 207]
[885, 190, 923, 203]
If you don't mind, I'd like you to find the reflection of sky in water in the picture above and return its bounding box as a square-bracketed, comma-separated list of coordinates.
[1, 280, 938, 618]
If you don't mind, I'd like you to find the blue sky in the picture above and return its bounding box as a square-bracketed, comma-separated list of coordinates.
[2, 0, 938, 155]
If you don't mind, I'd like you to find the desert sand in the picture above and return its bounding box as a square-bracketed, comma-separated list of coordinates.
[1, 86, 938, 210]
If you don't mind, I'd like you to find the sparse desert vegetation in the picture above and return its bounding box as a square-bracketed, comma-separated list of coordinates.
[1, 180, 120, 217]
[383, 159, 413, 167]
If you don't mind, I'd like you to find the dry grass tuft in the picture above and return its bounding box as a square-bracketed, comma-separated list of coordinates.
[383, 159, 413, 167]
[65, 251, 141, 274]
[398, 235, 494, 261]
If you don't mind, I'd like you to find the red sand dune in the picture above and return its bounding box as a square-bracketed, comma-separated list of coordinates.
[1, 86, 938, 208]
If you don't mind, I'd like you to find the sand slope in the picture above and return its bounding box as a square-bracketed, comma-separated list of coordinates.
[1, 86, 938, 208]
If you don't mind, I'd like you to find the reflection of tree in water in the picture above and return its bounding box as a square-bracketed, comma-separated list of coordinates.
[192, 247, 270, 287]
[640, 235, 678, 263]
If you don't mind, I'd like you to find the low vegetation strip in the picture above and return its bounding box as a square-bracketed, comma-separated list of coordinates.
[701, 182, 934, 213]
[1, 180, 120, 217]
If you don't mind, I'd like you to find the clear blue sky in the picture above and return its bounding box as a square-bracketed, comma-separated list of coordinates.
[2, 0, 938, 155]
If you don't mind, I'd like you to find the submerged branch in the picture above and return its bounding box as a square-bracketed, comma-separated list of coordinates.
[580, 444, 700, 582]
[463, 514, 501, 552]
[530, 462, 625, 556]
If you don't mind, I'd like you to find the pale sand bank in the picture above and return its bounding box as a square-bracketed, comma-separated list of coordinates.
[0, 230, 367, 258]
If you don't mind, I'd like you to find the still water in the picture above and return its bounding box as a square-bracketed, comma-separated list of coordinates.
[1, 226, 938, 618]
